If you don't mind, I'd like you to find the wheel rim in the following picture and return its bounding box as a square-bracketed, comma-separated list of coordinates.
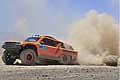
[26, 52, 33, 62]
[63, 55, 67, 62]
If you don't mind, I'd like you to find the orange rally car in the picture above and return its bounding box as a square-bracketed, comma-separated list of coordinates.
[2, 35, 78, 65]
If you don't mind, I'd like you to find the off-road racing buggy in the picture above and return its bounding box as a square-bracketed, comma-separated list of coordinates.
[2, 35, 78, 65]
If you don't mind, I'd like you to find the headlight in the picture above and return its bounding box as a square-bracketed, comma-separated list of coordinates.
[16, 42, 21, 45]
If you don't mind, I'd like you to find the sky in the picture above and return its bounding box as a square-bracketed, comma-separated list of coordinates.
[0, 0, 119, 38]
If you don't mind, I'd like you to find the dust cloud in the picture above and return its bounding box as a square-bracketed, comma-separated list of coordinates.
[69, 10, 119, 65]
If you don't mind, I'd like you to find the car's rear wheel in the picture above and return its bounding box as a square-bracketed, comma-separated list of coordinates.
[59, 55, 72, 65]
[20, 49, 37, 65]
[2, 50, 16, 65]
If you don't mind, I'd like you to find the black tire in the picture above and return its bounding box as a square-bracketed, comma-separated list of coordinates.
[2, 50, 16, 65]
[20, 49, 37, 65]
[59, 55, 72, 65]
[103, 55, 118, 66]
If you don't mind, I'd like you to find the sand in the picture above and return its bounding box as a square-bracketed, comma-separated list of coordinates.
[0, 56, 119, 80]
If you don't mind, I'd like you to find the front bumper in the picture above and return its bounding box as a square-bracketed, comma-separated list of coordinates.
[2, 42, 22, 50]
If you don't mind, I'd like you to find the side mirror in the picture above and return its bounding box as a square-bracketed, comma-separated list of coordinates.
[41, 41, 44, 45]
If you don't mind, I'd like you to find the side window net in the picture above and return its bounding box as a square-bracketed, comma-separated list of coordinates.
[41, 38, 58, 47]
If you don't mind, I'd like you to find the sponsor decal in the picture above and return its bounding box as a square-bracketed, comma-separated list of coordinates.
[39, 44, 48, 50]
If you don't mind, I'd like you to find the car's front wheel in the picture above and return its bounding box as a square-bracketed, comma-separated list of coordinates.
[20, 49, 37, 65]
[2, 50, 16, 65]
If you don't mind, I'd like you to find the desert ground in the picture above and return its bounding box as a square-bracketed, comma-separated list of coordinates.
[0, 55, 119, 80]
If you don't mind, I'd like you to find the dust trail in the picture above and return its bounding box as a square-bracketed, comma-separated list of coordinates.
[69, 10, 119, 65]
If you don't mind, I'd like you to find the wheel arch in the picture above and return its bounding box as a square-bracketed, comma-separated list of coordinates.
[21, 44, 38, 56]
